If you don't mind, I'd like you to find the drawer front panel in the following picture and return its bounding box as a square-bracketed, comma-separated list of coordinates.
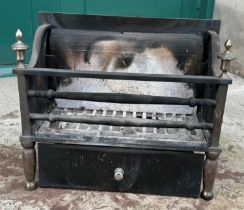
[38, 143, 204, 198]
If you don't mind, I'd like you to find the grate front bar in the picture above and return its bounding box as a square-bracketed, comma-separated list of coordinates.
[28, 90, 216, 107]
[30, 112, 213, 131]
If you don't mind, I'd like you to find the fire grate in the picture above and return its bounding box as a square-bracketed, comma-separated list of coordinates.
[11, 13, 234, 200]
[37, 107, 206, 145]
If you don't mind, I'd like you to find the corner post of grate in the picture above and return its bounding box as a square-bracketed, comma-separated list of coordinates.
[12, 29, 37, 191]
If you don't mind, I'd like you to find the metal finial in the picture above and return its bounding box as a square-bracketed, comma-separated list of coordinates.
[11, 29, 28, 69]
[218, 38, 235, 78]
[225, 38, 232, 51]
[16, 29, 23, 42]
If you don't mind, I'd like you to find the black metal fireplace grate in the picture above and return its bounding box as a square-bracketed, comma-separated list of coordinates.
[11, 12, 234, 200]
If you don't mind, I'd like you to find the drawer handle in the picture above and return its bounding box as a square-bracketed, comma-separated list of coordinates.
[114, 168, 124, 181]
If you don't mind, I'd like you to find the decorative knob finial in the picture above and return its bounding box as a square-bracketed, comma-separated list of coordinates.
[218, 38, 235, 78]
[225, 39, 232, 51]
[11, 29, 29, 69]
[16, 29, 23, 43]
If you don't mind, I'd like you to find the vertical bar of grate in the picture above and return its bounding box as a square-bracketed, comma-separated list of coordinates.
[119, 111, 127, 132]
[65, 111, 73, 129]
[78, 109, 87, 130]
[109, 110, 116, 131]
[70, 108, 78, 129]
[132, 111, 137, 133]
[75, 109, 84, 130]
[58, 109, 67, 129]
[142, 112, 147, 133]
[157, 113, 165, 134]
[86, 109, 97, 131]
[98, 110, 107, 131]
[152, 113, 157, 134]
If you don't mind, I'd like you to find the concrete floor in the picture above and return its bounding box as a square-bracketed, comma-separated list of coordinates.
[0, 75, 244, 210]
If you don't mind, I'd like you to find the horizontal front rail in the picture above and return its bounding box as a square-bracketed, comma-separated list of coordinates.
[20, 135, 214, 153]
[13, 67, 232, 84]
[30, 113, 213, 130]
[28, 90, 216, 106]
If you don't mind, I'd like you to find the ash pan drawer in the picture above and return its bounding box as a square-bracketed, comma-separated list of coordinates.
[38, 143, 204, 198]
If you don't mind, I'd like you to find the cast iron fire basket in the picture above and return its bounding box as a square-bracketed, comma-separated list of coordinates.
[12, 13, 234, 200]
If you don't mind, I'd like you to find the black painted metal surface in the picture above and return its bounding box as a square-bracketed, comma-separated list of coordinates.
[27, 90, 216, 106]
[38, 143, 205, 198]
[30, 112, 213, 130]
[13, 67, 232, 84]
[39, 12, 220, 34]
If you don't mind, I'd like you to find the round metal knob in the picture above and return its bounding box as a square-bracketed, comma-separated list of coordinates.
[114, 168, 124, 181]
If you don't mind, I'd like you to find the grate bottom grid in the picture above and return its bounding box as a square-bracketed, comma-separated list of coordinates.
[37, 107, 206, 144]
